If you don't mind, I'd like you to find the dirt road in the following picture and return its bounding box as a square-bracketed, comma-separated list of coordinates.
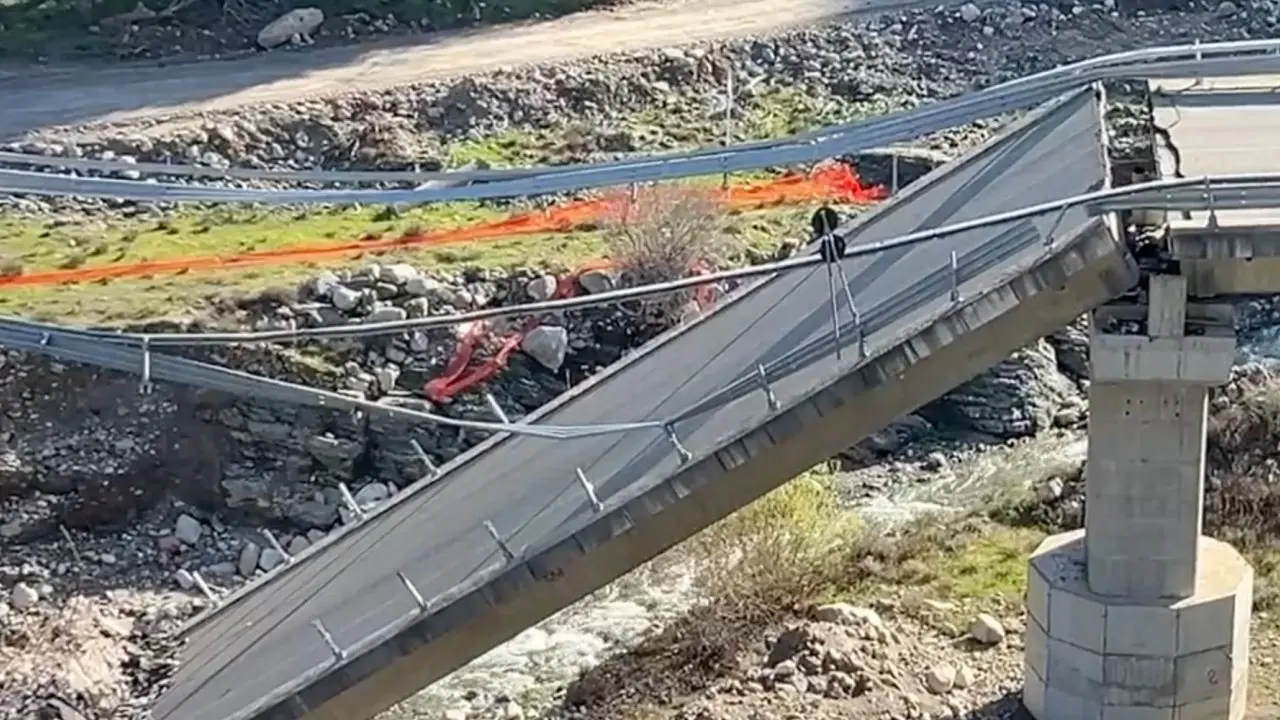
[0, 0, 931, 141]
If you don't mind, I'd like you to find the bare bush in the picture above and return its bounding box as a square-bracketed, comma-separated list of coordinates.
[602, 184, 733, 324]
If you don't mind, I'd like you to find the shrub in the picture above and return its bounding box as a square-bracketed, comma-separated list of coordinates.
[602, 184, 734, 324]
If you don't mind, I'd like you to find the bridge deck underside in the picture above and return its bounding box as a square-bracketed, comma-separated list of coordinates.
[155, 87, 1123, 720]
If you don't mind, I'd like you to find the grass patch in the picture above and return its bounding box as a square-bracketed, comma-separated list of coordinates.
[0, 201, 808, 324]
[0, 86, 892, 325]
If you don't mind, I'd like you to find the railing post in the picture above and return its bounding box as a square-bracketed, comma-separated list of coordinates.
[662, 423, 693, 463]
[485, 392, 510, 424]
[191, 572, 219, 604]
[755, 364, 779, 412]
[261, 529, 292, 565]
[409, 439, 439, 480]
[949, 250, 961, 304]
[338, 482, 366, 522]
[484, 520, 515, 561]
[575, 467, 605, 512]
[398, 570, 429, 612]
[312, 619, 347, 662]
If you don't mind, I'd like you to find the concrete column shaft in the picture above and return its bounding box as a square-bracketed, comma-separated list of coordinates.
[1084, 380, 1208, 600]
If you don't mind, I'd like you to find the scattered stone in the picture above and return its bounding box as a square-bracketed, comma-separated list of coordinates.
[10, 581, 38, 609]
[238, 542, 262, 578]
[924, 663, 957, 694]
[173, 514, 203, 545]
[970, 613, 1007, 645]
[521, 325, 570, 372]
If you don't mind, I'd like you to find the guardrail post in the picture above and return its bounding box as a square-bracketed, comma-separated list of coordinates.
[139, 336, 154, 395]
[337, 483, 366, 522]
[261, 529, 292, 565]
[575, 467, 605, 512]
[398, 570, 429, 612]
[484, 520, 515, 561]
[485, 393, 510, 424]
[949, 250, 961, 304]
[755, 364, 779, 412]
[891, 154, 900, 195]
[1204, 176, 1219, 229]
[662, 423, 693, 464]
[312, 619, 347, 662]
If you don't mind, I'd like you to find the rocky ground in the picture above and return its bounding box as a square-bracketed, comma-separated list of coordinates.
[4, 0, 1280, 717]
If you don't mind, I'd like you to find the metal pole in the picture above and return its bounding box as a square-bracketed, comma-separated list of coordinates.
[891, 154, 900, 195]
[722, 64, 734, 190]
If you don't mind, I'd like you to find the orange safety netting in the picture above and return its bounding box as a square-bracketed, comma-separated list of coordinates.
[0, 164, 886, 289]
[422, 165, 887, 402]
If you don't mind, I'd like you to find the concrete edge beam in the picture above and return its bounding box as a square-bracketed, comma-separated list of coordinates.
[1089, 334, 1236, 383]
[1093, 303, 1235, 330]
[1183, 257, 1280, 295]
[248, 220, 1136, 720]
[1168, 231, 1280, 260]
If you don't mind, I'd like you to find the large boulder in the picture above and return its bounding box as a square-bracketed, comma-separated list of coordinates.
[257, 8, 324, 49]
[923, 339, 1081, 439]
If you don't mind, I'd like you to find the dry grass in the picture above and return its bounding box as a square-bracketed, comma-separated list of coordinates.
[559, 470, 1026, 718]
[560, 371, 1280, 719]
[602, 185, 740, 324]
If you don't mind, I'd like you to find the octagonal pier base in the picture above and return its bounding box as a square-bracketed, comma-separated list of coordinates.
[1023, 530, 1252, 720]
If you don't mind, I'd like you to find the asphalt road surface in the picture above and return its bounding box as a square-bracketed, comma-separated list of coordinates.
[153, 86, 1106, 720]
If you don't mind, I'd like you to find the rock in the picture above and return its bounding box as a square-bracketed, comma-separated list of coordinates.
[354, 482, 391, 507]
[1036, 476, 1066, 503]
[970, 613, 1006, 645]
[521, 325, 570, 371]
[238, 542, 262, 578]
[954, 664, 976, 689]
[257, 7, 325, 49]
[368, 305, 408, 323]
[174, 569, 196, 590]
[924, 663, 957, 694]
[406, 275, 445, 297]
[958, 2, 982, 22]
[287, 535, 310, 555]
[380, 263, 419, 285]
[259, 548, 285, 572]
[927, 340, 1079, 439]
[812, 603, 885, 632]
[526, 274, 559, 301]
[578, 269, 614, 294]
[331, 285, 362, 312]
[9, 581, 38, 609]
[174, 514, 203, 545]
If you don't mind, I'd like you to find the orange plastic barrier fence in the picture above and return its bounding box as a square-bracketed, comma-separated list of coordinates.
[0, 164, 886, 289]
[422, 164, 887, 403]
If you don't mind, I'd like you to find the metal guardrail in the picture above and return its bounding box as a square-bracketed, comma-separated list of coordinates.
[2, 39, 1280, 200]
[8, 171, 1276, 354]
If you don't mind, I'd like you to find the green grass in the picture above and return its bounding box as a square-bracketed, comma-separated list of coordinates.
[0, 201, 810, 324]
[0, 87, 890, 325]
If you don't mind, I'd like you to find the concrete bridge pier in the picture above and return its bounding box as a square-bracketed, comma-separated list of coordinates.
[1022, 274, 1253, 720]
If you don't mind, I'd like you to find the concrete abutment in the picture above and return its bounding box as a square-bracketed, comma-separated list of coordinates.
[1023, 275, 1253, 720]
